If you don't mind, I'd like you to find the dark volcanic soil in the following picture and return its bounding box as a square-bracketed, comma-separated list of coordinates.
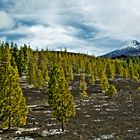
[0, 76, 140, 140]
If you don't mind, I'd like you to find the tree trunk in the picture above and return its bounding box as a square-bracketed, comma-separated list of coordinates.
[61, 121, 64, 131]
[8, 117, 11, 130]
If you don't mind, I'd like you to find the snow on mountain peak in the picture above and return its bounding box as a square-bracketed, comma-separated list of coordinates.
[100, 40, 140, 58]
[121, 40, 140, 50]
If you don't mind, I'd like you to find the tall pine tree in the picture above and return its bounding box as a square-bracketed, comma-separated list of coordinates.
[0, 46, 28, 129]
[79, 73, 88, 98]
[47, 64, 76, 131]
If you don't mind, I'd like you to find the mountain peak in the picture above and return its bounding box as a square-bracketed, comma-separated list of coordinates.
[100, 40, 140, 58]
[132, 40, 140, 46]
[121, 40, 140, 50]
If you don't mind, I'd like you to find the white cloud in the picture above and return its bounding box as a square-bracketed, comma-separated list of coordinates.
[80, 0, 140, 41]
[10, 24, 97, 54]
[1, 0, 140, 55]
[0, 11, 14, 29]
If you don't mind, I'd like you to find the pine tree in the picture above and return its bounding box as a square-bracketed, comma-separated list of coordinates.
[12, 43, 19, 65]
[0, 42, 3, 62]
[26, 57, 37, 87]
[1, 43, 11, 66]
[0, 47, 28, 129]
[105, 84, 117, 97]
[89, 72, 95, 85]
[40, 57, 50, 82]
[115, 61, 124, 77]
[106, 63, 115, 79]
[11, 55, 17, 68]
[100, 69, 109, 93]
[79, 73, 88, 98]
[79, 57, 85, 72]
[40, 58, 46, 77]
[36, 70, 45, 89]
[128, 59, 135, 79]
[47, 64, 76, 131]
[86, 62, 93, 75]
[17, 48, 26, 76]
[67, 63, 74, 81]
[44, 68, 50, 83]
[123, 65, 129, 79]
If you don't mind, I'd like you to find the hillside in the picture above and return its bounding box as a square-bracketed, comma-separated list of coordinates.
[0, 42, 140, 140]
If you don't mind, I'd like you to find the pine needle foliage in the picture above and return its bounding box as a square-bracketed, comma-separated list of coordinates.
[47, 64, 76, 131]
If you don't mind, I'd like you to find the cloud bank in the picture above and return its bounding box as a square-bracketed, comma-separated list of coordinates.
[0, 0, 140, 55]
[0, 11, 14, 29]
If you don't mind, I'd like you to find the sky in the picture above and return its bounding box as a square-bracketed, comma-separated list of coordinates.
[0, 0, 140, 56]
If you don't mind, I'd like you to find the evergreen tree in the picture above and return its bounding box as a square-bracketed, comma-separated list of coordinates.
[11, 55, 17, 68]
[1, 44, 11, 66]
[123, 65, 129, 78]
[40, 57, 50, 82]
[17, 48, 26, 76]
[36, 70, 45, 89]
[26, 57, 37, 87]
[89, 72, 95, 85]
[86, 62, 93, 75]
[79, 57, 85, 72]
[128, 59, 135, 79]
[40, 58, 46, 78]
[47, 64, 76, 131]
[0, 42, 3, 62]
[115, 61, 124, 77]
[67, 63, 74, 81]
[12, 43, 19, 66]
[106, 63, 115, 79]
[105, 84, 117, 97]
[0, 47, 28, 129]
[44, 68, 50, 83]
[79, 73, 88, 98]
[100, 69, 109, 93]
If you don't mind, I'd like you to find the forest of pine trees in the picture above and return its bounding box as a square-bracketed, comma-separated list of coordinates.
[0, 41, 140, 130]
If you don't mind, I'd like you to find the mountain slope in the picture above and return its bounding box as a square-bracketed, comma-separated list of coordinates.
[101, 40, 140, 58]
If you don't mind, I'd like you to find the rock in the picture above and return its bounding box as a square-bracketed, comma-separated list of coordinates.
[41, 129, 64, 137]
[13, 137, 34, 140]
